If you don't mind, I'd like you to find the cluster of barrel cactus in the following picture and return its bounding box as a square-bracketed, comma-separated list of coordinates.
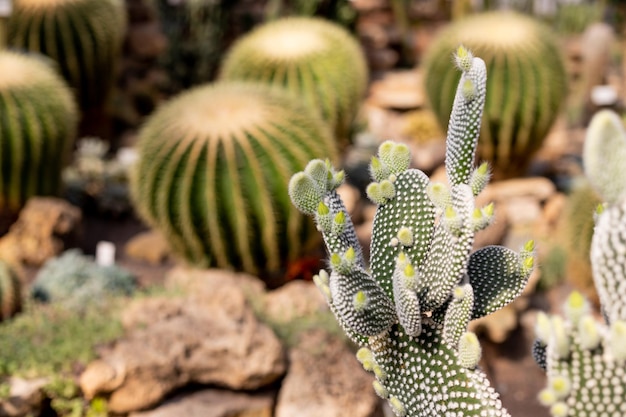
[423, 11, 567, 179]
[533, 109, 626, 417]
[0, 50, 77, 215]
[289, 47, 534, 416]
[8, 0, 127, 110]
[220, 16, 368, 148]
[130, 82, 337, 284]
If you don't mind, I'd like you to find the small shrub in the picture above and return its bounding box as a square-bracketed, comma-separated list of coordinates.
[0, 301, 123, 378]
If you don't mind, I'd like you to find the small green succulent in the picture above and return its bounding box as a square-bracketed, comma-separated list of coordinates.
[31, 249, 136, 309]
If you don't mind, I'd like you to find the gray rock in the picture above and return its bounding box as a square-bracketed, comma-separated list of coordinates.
[128, 389, 274, 417]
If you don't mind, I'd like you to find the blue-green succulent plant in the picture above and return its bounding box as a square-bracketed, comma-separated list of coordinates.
[533, 109, 626, 417]
[32, 249, 136, 310]
[288, 46, 535, 417]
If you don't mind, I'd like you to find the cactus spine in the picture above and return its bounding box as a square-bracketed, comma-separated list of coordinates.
[0, 51, 77, 214]
[0, 260, 22, 321]
[8, 0, 127, 110]
[289, 47, 534, 416]
[131, 82, 337, 281]
[219, 17, 368, 148]
[423, 11, 567, 179]
[533, 110, 626, 417]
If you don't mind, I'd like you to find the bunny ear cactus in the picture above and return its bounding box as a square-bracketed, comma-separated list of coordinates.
[532, 110, 626, 417]
[0, 51, 77, 214]
[8, 0, 127, 110]
[130, 82, 337, 283]
[289, 47, 535, 417]
[423, 11, 567, 179]
[219, 16, 368, 149]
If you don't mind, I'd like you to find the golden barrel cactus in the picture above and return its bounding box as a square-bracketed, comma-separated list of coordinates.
[219, 17, 368, 148]
[8, 0, 127, 110]
[423, 11, 567, 179]
[130, 82, 338, 283]
[0, 51, 77, 215]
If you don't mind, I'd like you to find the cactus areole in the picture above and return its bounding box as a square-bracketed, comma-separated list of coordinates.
[289, 47, 534, 417]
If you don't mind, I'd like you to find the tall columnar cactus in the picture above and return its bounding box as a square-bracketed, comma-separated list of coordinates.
[0, 259, 22, 321]
[8, 0, 127, 110]
[0, 51, 78, 214]
[219, 16, 368, 148]
[532, 110, 626, 417]
[423, 11, 567, 179]
[130, 81, 337, 283]
[289, 47, 534, 416]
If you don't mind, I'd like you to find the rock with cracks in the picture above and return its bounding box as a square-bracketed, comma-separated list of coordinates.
[79, 270, 286, 414]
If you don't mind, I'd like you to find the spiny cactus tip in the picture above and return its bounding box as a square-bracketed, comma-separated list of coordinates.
[538, 388, 557, 406]
[563, 291, 588, 323]
[549, 375, 571, 399]
[453, 285, 466, 300]
[454, 44, 473, 72]
[317, 201, 329, 215]
[549, 402, 569, 417]
[372, 380, 388, 399]
[461, 78, 477, 101]
[389, 396, 407, 417]
[551, 316, 571, 359]
[353, 290, 369, 311]
[578, 316, 601, 350]
[609, 320, 626, 360]
[344, 246, 356, 262]
[396, 226, 414, 247]
[458, 331, 481, 369]
[379, 179, 396, 200]
[535, 311, 552, 345]
[288, 172, 323, 215]
[366, 182, 384, 205]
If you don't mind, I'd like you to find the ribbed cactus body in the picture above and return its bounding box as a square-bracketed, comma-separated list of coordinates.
[131, 82, 337, 280]
[8, 0, 127, 110]
[0, 260, 21, 321]
[0, 51, 77, 213]
[219, 17, 368, 148]
[423, 11, 567, 179]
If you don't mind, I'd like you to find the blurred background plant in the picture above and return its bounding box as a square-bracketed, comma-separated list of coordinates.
[62, 137, 137, 217]
[31, 249, 137, 310]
